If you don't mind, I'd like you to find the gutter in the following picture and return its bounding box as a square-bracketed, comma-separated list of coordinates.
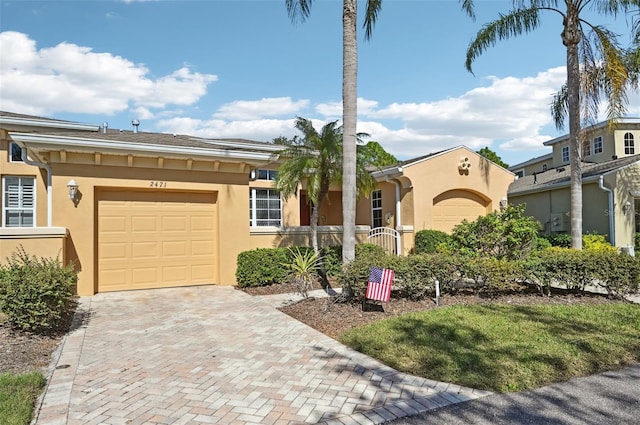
[599, 175, 615, 246]
[9, 133, 274, 162]
[392, 179, 402, 255]
[0, 116, 99, 131]
[21, 145, 53, 227]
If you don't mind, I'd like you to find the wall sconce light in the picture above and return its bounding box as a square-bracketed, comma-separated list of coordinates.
[623, 201, 632, 214]
[385, 212, 393, 224]
[67, 179, 79, 200]
[499, 197, 508, 209]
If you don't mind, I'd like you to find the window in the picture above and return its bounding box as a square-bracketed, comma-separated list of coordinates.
[561, 146, 569, 163]
[9, 143, 23, 162]
[514, 169, 524, 178]
[371, 190, 382, 228]
[593, 136, 603, 154]
[624, 133, 635, 155]
[542, 164, 548, 172]
[256, 169, 278, 181]
[249, 188, 281, 227]
[2, 176, 35, 227]
[582, 139, 591, 157]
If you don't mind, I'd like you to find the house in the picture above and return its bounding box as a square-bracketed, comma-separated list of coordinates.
[1, 111, 514, 295]
[508, 153, 553, 178]
[508, 118, 640, 252]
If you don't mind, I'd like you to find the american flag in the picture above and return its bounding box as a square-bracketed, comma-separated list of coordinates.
[366, 267, 394, 302]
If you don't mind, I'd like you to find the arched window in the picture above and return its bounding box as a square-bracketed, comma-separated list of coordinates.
[624, 133, 635, 155]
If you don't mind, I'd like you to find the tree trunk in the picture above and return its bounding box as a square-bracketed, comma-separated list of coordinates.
[310, 202, 320, 254]
[563, 7, 583, 250]
[342, 0, 358, 265]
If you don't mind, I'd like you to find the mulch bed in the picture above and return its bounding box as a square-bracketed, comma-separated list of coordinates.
[243, 284, 629, 339]
[0, 304, 76, 375]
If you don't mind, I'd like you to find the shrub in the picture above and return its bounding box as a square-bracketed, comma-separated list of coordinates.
[285, 248, 321, 298]
[450, 204, 541, 259]
[458, 256, 527, 293]
[391, 255, 435, 300]
[320, 246, 342, 277]
[592, 251, 640, 297]
[533, 236, 552, 251]
[0, 247, 76, 333]
[583, 233, 617, 252]
[236, 248, 292, 287]
[543, 233, 572, 248]
[337, 246, 390, 298]
[355, 243, 386, 258]
[414, 230, 451, 254]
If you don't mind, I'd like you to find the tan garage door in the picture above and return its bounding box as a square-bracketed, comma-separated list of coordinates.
[98, 190, 217, 292]
[432, 190, 488, 233]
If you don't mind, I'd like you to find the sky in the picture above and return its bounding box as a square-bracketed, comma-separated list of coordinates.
[1, 0, 639, 167]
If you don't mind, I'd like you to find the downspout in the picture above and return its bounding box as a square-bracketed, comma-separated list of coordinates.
[21, 145, 53, 227]
[599, 175, 615, 246]
[392, 179, 402, 255]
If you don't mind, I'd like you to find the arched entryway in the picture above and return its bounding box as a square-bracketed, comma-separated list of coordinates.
[432, 189, 490, 232]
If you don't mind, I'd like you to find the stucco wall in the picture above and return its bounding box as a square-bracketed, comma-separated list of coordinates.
[400, 147, 514, 233]
[510, 181, 616, 243]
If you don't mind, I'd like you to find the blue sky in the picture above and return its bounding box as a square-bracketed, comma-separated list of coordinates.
[1, 0, 638, 166]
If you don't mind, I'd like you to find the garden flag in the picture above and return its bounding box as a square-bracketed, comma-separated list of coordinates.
[366, 267, 394, 302]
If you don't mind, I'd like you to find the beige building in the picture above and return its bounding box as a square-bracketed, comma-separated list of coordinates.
[1, 112, 514, 295]
[508, 118, 640, 252]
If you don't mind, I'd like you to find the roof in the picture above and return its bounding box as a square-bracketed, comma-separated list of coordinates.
[508, 154, 640, 195]
[508, 152, 553, 171]
[2, 111, 283, 163]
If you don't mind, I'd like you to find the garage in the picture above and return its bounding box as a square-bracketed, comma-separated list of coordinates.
[97, 190, 217, 292]
[432, 189, 489, 233]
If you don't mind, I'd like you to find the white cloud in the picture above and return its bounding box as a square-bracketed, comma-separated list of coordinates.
[315, 98, 379, 118]
[352, 67, 568, 159]
[156, 117, 298, 142]
[0, 31, 217, 116]
[213, 97, 309, 120]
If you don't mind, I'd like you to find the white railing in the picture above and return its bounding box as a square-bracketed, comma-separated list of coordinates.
[368, 227, 401, 255]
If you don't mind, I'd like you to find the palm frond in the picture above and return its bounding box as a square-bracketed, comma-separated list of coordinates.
[285, 0, 313, 23]
[364, 0, 383, 40]
[550, 83, 569, 130]
[466, 7, 542, 73]
[589, 25, 630, 122]
[460, 0, 476, 20]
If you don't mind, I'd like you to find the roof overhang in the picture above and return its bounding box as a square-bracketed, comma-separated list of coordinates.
[370, 166, 412, 189]
[9, 132, 274, 164]
[0, 116, 99, 132]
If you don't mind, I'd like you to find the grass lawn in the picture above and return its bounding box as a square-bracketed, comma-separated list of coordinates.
[340, 303, 640, 392]
[0, 372, 46, 425]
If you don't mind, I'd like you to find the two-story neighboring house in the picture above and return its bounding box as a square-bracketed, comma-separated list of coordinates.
[508, 118, 640, 252]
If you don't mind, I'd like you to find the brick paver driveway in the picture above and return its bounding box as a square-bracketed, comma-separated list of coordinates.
[33, 286, 490, 425]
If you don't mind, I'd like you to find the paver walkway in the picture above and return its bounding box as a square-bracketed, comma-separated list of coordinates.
[33, 286, 491, 425]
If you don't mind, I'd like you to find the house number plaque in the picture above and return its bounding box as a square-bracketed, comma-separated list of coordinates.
[150, 181, 167, 188]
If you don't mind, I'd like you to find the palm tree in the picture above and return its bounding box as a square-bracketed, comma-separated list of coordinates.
[463, 0, 639, 249]
[274, 117, 376, 254]
[285, 0, 382, 265]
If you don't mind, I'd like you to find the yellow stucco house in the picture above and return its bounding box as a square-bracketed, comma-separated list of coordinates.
[508, 118, 640, 253]
[1, 111, 514, 295]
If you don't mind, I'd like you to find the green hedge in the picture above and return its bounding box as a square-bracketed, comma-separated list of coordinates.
[0, 248, 76, 333]
[235, 244, 384, 288]
[235, 248, 292, 288]
[337, 249, 640, 301]
[414, 229, 451, 254]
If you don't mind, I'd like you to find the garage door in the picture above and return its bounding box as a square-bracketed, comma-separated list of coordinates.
[98, 190, 217, 292]
[432, 190, 488, 233]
